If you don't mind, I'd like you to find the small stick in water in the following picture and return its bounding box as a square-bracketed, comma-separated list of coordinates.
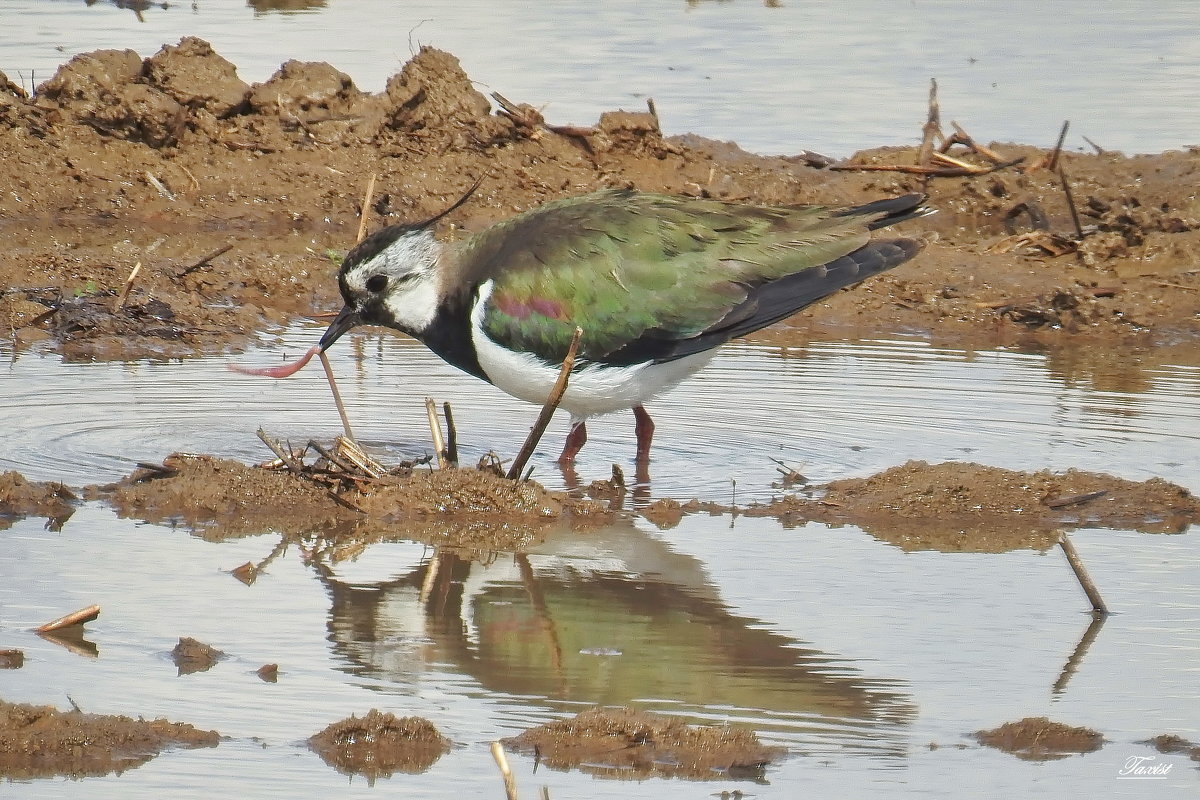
[490, 741, 519, 800]
[507, 327, 582, 480]
[319, 351, 355, 442]
[36, 605, 100, 633]
[1059, 532, 1109, 615]
[426, 397, 447, 469]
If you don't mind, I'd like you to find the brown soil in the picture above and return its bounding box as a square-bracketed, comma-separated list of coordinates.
[308, 710, 449, 780]
[0, 651, 23, 669]
[0, 471, 76, 530]
[0, 698, 219, 779]
[91, 453, 609, 550]
[1144, 734, 1200, 762]
[743, 460, 1200, 551]
[0, 41, 1197, 363]
[503, 706, 786, 782]
[975, 717, 1104, 761]
[171, 636, 227, 676]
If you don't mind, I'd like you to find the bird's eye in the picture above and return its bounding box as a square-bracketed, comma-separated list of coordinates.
[365, 275, 387, 293]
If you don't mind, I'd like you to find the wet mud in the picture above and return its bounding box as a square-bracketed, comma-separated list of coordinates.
[503, 706, 786, 782]
[0, 41, 1197, 363]
[308, 710, 450, 781]
[0, 471, 76, 529]
[171, 636, 227, 676]
[0, 698, 219, 780]
[975, 717, 1105, 761]
[747, 460, 1200, 551]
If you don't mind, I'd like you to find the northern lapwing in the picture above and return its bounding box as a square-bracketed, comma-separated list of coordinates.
[317, 188, 932, 466]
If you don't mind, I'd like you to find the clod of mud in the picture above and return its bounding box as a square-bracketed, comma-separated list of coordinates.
[1143, 734, 1200, 762]
[975, 717, 1104, 761]
[96, 452, 609, 548]
[308, 710, 449, 781]
[171, 636, 226, 676]
[0, 698, 218, 779]
[0, 651, 23, 669]
[503, 707, 786, 782]
[748, 460, 1200, 551]
[255, 663, 279, 683]
[0, 471, 76, 530]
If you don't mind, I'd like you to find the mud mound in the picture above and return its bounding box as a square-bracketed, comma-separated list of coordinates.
[97, 452, 608, 546]
[308, 710, 449, 780]
[976, 717, 1104, 761]
[171, 637, 227, 676]
[503, 707, 785, 781]
[0, 471, 76, 528]
[750, 460, 1200, 551]
[0, 698, 218, 779]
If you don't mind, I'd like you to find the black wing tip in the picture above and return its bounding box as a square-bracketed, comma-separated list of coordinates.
[836, 193, 935, 230]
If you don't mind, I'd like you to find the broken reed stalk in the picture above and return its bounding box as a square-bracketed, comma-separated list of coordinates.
[418, 550, 442, 605]
[35, 604, 100, 633]
[318, 351, 355, 442]
[425, 397, 448, 469]
[1058, 532, 1109, 615]
[1048, 120, 1070, 172]
[506, 327, 583, 480]
[257, 428, 306, 474]
[115, 261, 142, 310]
[917, 77, 942, 170]
[356, 172, 377, 244]
[1058, 164, 1085, 239]
[490, 741, 520, 800]
[442, 402, 458, 466]
[178, 243, 233, 277]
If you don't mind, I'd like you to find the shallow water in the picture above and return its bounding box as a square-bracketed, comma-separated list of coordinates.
[1, 0, 1198, 156]
[2, 330, 1199, 798]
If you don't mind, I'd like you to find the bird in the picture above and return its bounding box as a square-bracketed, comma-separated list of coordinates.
[317, 187, 932, 466]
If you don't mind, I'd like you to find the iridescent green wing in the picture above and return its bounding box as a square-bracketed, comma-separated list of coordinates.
[464, 190, 877, 364]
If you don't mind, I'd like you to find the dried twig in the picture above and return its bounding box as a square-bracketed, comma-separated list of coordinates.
[319, 352, 355, 441]
[1058, 164, 1085, 239]
[144, 171, 175, 201]
[443, 402, 459, 466]
[35, 605, 100, 633]
[257, 428, 303, 474]
[1082, 135, 1106, 155]
[917, 78, 943, 169]
[1059, 532, 1109, 615]
[426, 397, 448, 469]
[831, 157, 1023, 177]
[178, 244, 233, 277]
[356, 173, 377, 244]
[943, 121, 1007, 163]
[507, 327, 583, 480]
[1048, 120, 1070, 172]
[490, 741, 520, 800]
[115, 261, 142, 310]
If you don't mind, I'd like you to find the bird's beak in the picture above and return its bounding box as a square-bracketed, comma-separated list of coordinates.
[319, 305, 361, 352]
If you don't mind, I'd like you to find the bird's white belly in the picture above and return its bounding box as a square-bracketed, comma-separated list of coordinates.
[469, 279, 717, 418]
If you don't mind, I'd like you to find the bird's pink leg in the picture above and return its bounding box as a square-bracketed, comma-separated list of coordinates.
[558, 420, 588, 466]
[633, 405, 655, 463]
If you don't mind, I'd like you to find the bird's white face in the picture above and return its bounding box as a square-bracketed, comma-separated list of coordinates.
[338, 226, 443, 335]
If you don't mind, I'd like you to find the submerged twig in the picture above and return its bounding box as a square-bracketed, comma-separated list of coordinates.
[1058, 532, 1109, 615]
[506, 327, 583, 480]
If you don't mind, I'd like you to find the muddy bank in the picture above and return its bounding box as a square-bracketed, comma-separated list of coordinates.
[504, 706, 785, 781]
[0, 471, 76, 529]
[308, 710, 449, 780]
[0, 698, 218, 779]
[0, 40, 1196, 362]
